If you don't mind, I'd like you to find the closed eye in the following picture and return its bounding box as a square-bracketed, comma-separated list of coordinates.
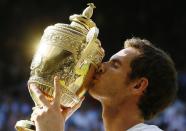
[110, 59, 121, 68]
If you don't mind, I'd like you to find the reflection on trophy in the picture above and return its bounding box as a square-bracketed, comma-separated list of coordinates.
[15, 3, 105, 131]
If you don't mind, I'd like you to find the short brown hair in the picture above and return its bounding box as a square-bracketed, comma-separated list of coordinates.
[124, 37, 178, 120]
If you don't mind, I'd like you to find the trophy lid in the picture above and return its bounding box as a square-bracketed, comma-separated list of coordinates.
[70, 3, 96, 30]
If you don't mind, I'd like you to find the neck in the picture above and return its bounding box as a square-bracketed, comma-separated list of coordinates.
[101, 98, 144, 131]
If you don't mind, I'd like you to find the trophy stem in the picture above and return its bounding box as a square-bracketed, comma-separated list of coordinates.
[15, 120, 35, 131]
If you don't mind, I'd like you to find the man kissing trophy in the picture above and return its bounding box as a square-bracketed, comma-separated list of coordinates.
[15, 3, 104, 131]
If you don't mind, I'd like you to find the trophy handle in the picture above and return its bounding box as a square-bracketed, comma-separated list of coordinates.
[15, 120, 35, 131]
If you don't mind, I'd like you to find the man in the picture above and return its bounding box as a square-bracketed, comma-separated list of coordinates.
[30, 37, 178, 131]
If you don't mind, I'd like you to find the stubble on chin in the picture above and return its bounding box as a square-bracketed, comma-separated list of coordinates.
[88, 81, 102, 100]
[87, 79, 97, 89]
[88, 80, 96, 93]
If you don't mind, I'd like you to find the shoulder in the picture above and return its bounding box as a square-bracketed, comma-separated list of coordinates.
[127, 123, 163, 131]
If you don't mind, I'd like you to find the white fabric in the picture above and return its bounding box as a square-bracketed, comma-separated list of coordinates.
[127, 123, 163, 131]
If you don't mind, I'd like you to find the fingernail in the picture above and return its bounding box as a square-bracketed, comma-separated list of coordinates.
[54, 76, 59, 81]
[54, 76, 57, 80]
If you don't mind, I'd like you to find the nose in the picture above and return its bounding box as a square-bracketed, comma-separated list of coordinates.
[97, 62, 106, 74]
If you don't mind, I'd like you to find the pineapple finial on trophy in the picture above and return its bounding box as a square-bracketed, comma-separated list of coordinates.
[82, 3, 96, 19]
[70, 3, 96, 29]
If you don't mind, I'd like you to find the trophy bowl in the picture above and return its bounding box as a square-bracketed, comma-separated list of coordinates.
[15, 3, 104, 131]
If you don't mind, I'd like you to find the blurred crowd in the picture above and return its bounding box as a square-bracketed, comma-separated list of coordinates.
[0, 92, 186, 131]
[0, 54, 186, 131]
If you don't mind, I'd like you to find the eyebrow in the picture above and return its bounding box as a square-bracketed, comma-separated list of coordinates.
[109, 56, 122, 66]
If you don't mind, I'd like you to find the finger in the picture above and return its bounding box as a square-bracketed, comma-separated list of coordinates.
[31, 109, 38, 122]
[32, 105, 43, 111]
[31, 106, 48, 122]
[31, 107, 42, 122]
[63, 97, 85, 120]
[29, 84, 50, 107]
[53, 76, 62, 107]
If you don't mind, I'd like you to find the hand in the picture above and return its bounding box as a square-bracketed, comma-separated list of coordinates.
[30, 76, 84, 131]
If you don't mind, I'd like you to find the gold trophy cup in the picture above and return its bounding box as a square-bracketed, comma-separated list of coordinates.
[15, 3, 104, 131]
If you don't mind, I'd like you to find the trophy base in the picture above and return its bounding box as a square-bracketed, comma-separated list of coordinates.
[15, 120, 35, 131]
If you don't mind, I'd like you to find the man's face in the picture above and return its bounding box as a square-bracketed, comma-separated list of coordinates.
[89, 47, 140, 101]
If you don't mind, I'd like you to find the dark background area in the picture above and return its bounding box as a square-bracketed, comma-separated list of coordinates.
[0, 0, 186, 131]
[1, 0, 186, 102]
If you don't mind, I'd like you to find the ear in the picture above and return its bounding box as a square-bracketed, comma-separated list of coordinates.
[131, 77, 148, 95]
